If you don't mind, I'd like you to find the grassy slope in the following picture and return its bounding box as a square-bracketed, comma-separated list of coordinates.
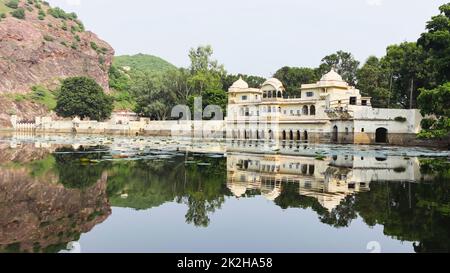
[111, 54, 177, 110]
[113, 54, 176, 75]
[0, 0, 12, 14]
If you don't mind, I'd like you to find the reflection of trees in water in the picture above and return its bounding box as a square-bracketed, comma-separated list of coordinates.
[355, 160, 450, 253]
[178, 160, 228, 227]
[106, 155, 230, 227]
[5, 146, 448, 251]
[274, 159, 450, 253]
[53, 146, 110, 189]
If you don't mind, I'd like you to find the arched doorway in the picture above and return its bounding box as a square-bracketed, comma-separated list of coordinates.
[289, 130, 294, 141]
[302, 106, 309, 115]
[376, 128, 388, 143]
[332, 125, 338, 142]
[282, 130, 287, 140]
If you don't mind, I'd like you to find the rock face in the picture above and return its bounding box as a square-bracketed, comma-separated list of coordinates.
[0, 98, 55, 127]
[0, 1, 114, 93]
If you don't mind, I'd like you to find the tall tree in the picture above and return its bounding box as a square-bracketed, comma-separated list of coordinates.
[381, 42, 430, 109]
[188, 45, 225, 94]
[132, 73, 176, 120]
[418, 3, 450, 86]
[317, 50, 360, 86]
[163, 68, 193, 105]
[356, 56, 391, 108]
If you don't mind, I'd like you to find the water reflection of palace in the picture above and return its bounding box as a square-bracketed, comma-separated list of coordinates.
[226, 142, 426, 211]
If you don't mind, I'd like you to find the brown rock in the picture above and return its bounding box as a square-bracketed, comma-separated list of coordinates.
[0, 1, 114, 94]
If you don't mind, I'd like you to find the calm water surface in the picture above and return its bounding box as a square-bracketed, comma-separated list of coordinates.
[0, 134, 449, 253]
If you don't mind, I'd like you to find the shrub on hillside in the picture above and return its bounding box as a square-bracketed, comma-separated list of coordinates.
[10, 8, 25, 19]
[5, 0, 19, 9]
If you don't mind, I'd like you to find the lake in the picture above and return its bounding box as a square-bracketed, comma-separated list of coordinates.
[0, 134, 449, 253]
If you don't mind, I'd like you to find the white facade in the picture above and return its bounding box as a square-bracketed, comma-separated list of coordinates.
[226, 70, 423, 145]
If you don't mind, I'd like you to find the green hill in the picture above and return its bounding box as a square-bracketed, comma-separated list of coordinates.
[109, 54, 176, 110]
[113, 54, 176, 75]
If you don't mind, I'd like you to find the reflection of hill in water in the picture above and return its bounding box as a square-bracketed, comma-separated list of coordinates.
[0, 168, 111, 253]
[0, 140, 449, 252]
[0, 146, 111, 253]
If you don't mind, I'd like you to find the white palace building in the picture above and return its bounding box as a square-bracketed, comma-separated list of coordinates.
[226, 70, 423, 145]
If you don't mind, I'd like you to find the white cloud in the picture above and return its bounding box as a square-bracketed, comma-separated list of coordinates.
[366, 0, 383, 6]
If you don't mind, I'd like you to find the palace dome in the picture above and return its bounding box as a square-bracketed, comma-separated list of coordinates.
[262, 78, 284, 91]
[231, 77, 249, 89]
[228, 183, 247, 197]
[321, 69, 344, 82]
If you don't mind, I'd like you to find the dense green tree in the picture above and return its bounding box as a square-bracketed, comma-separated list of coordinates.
[418, 3, 450, 85]
[55, 77, 113, 121]
[417, 82, 450, 138]
[188, 45, 225, 94]
[317, 50, 360, 86]
[163, 68, 194, 105]
[356, 56, 391, 108]
[273, 66, 319, 97]
[132, 73, 176, 120]
[381, 42, 430, 109]
[188, 89, 228, 118]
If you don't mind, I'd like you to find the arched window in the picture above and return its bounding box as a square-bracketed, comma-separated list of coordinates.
[282, 130, 287, 140]
[310, 105, 316, 116]
[333, 125, 338, 142]
[289, 130, 294, 141]
[268, 92, 272, 98]
[297, 130, 301, 141]
[302, 106, 309, 115]
[272, 91, 277, 98]
[278, 91, 282, 98]
[263, 92, 267, 98]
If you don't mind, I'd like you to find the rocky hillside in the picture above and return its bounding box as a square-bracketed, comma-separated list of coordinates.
[0, 0, 114, 93]
[0, 0, 114, 127]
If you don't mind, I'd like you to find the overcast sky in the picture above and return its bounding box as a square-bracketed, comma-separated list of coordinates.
[48, 0, 447, 77]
